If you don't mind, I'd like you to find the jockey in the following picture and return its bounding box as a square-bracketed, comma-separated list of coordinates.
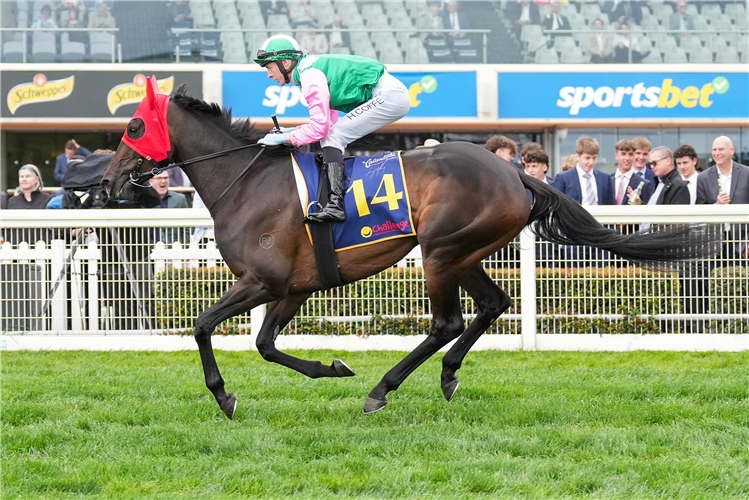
[255, 34, 410, 223]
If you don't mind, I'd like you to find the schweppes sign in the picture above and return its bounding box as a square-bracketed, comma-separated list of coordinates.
[6, 74, 75, 115]
[107, 74, 175, 114]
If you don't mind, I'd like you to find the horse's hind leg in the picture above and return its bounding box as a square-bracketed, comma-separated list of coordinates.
[256, 294, 356, 378]
[441, 265, 511, 402]
[364, 268, 465, 414]
[194, 273, 274, 420]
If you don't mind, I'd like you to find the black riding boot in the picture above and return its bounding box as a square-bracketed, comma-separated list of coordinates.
[307, 162, 346, 222]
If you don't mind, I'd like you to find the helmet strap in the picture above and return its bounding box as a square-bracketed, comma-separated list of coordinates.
[276, 58, 299, 85]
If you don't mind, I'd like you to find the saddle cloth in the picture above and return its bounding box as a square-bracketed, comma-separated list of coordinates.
[291, 151, 416, 252]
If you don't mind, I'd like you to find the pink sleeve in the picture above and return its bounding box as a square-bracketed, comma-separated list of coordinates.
[288, 68, 338, 146]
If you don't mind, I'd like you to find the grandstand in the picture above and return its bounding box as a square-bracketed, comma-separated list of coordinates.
[2, 1, 746, 64]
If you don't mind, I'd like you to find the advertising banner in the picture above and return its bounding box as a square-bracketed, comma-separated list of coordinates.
[498, 72, 748, 119]
[223, 71, 477, 118]
[2, 71, 203, 118]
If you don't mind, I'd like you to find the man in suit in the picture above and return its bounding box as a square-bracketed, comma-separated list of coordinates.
[541, 2, 571, 39]
[632, 136, 656, 184]
[696, 136, 749, 206]
[509, 0, 540, 39]
[646, 146, 690, 205]
[603, 0, 643, 25]
[324, 13, 349, 50]
[674, 144, 700, 204]
[610, 139, 654, 205]
[552, 136, 614, 206]
[54, 139, 91, 183]
[523, 149, 554, 184]
[668, 0, 694, 42]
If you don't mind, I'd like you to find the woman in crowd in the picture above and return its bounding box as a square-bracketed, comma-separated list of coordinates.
[8, 164, 52, 209]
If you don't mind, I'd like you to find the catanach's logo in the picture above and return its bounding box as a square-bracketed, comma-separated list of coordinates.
[6, 74, 75, 114]
[107, 75, 175, 114]
[557, 76, 726, 115]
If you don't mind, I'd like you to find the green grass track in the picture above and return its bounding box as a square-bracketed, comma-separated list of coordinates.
[2, 350, 748, 499]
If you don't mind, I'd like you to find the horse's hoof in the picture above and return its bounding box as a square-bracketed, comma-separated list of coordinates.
[363, 396, 387, 414]
[220, 393, 237, 420]
[332, 359, 356, 377]
[442, 378, 460, 402]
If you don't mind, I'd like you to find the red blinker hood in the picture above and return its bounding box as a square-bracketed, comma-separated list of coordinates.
[122, 75, 172, 163]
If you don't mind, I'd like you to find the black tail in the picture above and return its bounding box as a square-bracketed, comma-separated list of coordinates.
[519, 174, 721, 268]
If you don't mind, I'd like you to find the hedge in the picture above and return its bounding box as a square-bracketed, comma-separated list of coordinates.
[153, 265, 746, 335]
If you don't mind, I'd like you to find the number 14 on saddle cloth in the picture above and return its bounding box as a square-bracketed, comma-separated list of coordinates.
[291, 151, 416, 251]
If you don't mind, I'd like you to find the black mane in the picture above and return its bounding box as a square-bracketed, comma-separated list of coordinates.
[171, 85, 262, 145]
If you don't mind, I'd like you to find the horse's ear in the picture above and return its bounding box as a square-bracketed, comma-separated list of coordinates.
[146, 75, 159, 109]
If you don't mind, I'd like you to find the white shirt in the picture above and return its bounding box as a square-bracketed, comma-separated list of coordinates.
[520, 4, 530, 22]
[615, 169, 634, 203]
[718, 167, 732, 197]
[576, 164, 598, 205]
[450, 12, 460, 30]
[680, 171, 699, 204]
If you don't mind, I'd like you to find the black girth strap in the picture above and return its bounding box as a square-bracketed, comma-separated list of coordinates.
[308, 162, 343, 290]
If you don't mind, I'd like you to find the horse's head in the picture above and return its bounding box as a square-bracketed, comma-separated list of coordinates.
[101, 75, 173, 200]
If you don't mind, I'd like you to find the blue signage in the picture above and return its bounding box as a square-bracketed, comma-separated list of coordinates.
[498, 72, 748, 119]
[223, 70, 476, 119]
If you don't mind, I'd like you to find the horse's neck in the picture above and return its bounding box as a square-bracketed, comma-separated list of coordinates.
[171, 124, 253, 212]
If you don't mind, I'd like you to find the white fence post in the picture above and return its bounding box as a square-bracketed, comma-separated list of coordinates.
[88, 241, 100, 333]
[251, 304, 266, 337]
[520, 228, 537, 350]
[153, 241, 166, 274]
[34, 240, 48, 331]
[50, 239, 67, 332]
[171, 241, 184, 270]
[206, 240, 217, 269]
[71, 248, 84, 331]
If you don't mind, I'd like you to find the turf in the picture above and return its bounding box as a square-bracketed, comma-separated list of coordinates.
[2, 349, 747, 499]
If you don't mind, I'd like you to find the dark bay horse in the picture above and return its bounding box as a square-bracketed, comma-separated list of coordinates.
[102, 83, 717, 420]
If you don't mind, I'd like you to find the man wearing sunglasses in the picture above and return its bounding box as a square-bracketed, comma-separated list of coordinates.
[645, 146, 690, 206]
[254, 34, 410, 223]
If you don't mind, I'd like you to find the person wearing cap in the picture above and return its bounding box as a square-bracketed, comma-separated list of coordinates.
[254, 34, 411, 223]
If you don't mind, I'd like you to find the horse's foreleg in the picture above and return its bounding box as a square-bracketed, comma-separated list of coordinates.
[194, 273, 273, 420]
[440, 265, 511, 402]
[364, 269, 464, 414]
[256, 294, 356, 378]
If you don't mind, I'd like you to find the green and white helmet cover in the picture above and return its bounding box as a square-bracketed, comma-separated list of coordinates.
[254, 34, 303, 65]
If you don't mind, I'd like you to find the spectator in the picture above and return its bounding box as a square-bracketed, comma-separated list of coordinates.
[674, 144, 700, 204]
[3, 165, 53, 245]
[150, 171, 189, 245]
[418, 2, 444, 42]
[485, 135, 518, 163]
[31, 4, 58, 29]
[613, 22, 650, 63]
[603, 0, 643, 26]
[631, 136, 656, 182]
[288, 0, 317, 28]
[551, 136, 614, 205]
[645, 146, 690, 205]
[57, 1, 85, 22]
[442, 0, 469, 39]
[1, 2, 16, 36]
[524, 149, 553, 184]
[325, 13, 350, 50]
[541, 2, 571, 41]
[420, 2, 452, 62]
[259, 0, 288, 23]
[166, 0, 192, 29]
[668, 1, 694, 42]
[520, 142, 542, 168]
[509, 0, 540, 39]
[299, 22, 329, 54]
[54, 139, 92, 183]
[696, 136, 749, 206]
[561, 154, 577, 172]
[88, 2, 115, 30]
[585, 18, 614, 63]
[610, 139, 654, 205]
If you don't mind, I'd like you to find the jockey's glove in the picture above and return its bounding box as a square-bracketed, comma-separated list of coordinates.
[277, 126, 296, 134]
[258, 132, 289, 146]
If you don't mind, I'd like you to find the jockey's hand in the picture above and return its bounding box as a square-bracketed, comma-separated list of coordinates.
[276, 126, 296, 134]
[258, 133, 289, 146]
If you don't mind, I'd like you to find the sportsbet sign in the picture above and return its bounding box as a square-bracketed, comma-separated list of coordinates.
[498, 72, 748, 119]
[2, 71, 201, 118]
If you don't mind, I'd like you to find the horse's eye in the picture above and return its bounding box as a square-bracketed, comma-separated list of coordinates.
[127, 118, 145, 139]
